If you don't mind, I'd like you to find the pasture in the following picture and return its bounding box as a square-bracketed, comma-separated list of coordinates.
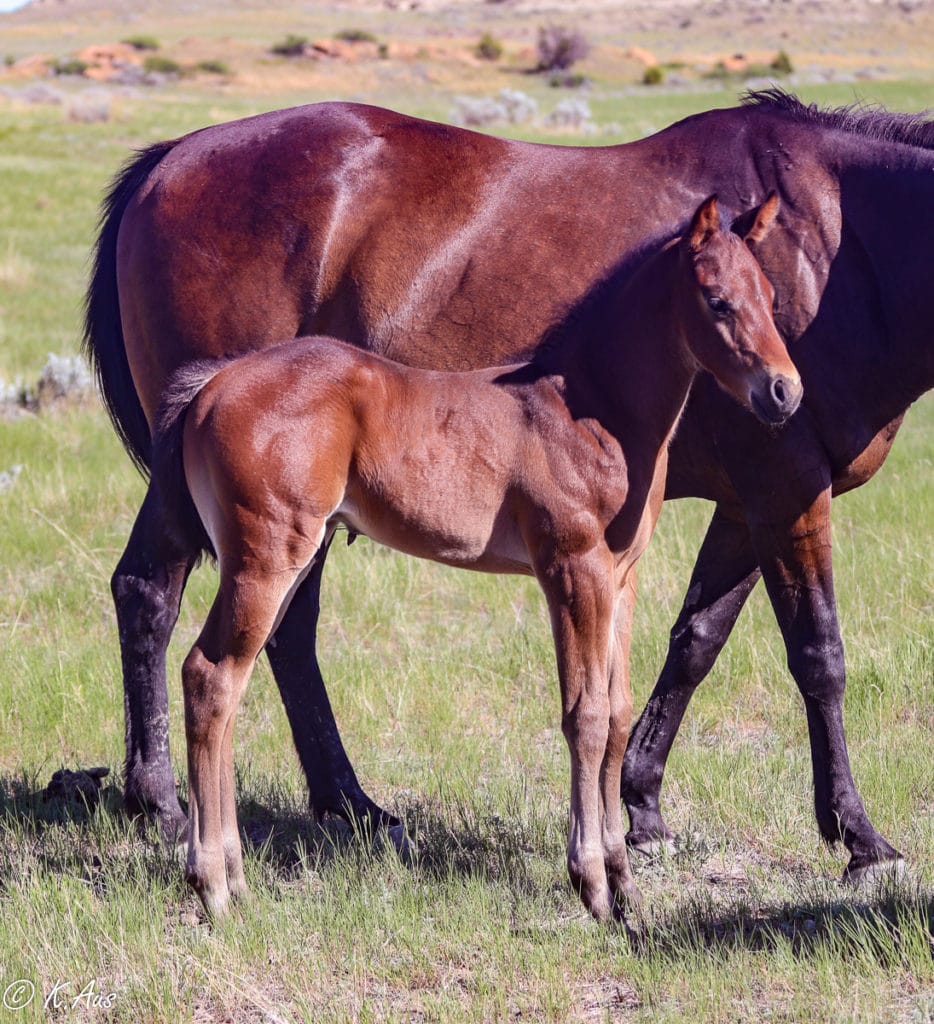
[0, 3, 932, 1020]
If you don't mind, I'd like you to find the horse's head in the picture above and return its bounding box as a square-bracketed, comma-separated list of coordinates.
[679, 194, 802, 426]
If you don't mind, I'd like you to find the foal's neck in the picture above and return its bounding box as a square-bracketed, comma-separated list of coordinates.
[544, 242, 697, 447]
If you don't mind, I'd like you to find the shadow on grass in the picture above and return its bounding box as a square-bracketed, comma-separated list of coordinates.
[632, 883, 934, 966]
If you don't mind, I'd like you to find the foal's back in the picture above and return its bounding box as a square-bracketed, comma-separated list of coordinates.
[183, 338, 532, 573]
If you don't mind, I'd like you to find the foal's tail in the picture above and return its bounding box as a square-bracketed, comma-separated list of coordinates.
[151, 360, 233, 561]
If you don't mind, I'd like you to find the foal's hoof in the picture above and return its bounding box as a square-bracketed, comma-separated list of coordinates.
[842, 855, 906, 889]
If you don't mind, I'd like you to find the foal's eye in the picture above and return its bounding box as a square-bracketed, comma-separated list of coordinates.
[706, 295, 731, 317]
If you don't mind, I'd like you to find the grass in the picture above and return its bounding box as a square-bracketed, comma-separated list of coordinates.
[0, 24, 931, 1023]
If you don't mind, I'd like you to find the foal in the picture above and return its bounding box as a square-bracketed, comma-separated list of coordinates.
[154, 195, 802, 922]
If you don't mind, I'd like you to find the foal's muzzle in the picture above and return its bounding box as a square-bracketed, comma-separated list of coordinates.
[751, 373, 803, 426]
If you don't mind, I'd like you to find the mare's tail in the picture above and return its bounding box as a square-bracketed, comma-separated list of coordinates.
[82, 139, 180, 476]
[150, 360, 233, 562]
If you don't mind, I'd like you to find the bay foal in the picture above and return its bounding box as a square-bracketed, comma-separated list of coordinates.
[154, 196, 801, 921]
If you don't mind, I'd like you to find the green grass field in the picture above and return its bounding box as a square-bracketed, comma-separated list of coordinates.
[0, 59, 931, 1024]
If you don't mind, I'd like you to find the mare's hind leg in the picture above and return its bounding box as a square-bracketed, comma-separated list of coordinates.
[113, 485, 196, 839]
[600, 572, 640, 911]
[622, 507, 760, 855]
[265, 536, 400, 832]
[183, 546, 318, 917]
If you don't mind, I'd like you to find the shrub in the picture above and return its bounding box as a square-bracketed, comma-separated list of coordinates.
[544, 97, 592, 129]
[536, 24, 589, 72]
[549, 72, 587, 88]
[197, 59, 230, 75]
[377, 43, 389, 59]
[52, 58, 89, 77]
[35, 353, 93, 404]
[271, 34, 308, 57]
[335, 28, 379, 44]
[67, 94, 112, 123]
[642, 65, 664, 85]
[452, 89, 537, 128]
[704, 61, 731, 80]
[0, 465, 22, 492]
[143, 55, 181, 75]
[475, 32, 503, 61]
[122, 35, 160, 51]
[771, 49, 794, 74]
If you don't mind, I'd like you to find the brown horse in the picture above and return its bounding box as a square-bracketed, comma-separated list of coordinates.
[86, 90, 933, 882]
[152, 197, 800, 920]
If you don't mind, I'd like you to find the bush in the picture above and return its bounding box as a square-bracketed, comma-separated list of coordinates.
[475, 32, 503, 61]
[143, 55, 181, 75]
[52, 58, 89, 77]
[122, 35, 160, 51]
[642, 65, 664, 86]
[544, 97, 592, 129]
[771, 49, 794, 74]
[271, 34, 308, 57]
[197, 59, 230, 75]
[536, 24, 589, 72]
[335, 28, 379, 44]
[549, 72, 587, 88]
[452, 89, 537, 128]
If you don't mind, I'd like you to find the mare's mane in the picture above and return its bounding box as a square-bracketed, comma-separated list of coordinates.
[744, 87, 934, 151]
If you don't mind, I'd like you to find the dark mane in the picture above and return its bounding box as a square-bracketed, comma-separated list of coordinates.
[743, 87, 934, 151]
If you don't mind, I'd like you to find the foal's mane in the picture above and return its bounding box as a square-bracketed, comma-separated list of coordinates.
[743, 87, 934, 152]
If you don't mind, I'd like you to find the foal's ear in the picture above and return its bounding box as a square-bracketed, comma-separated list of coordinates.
[685, 195, 720, 254]
[743, 191, 781, 248]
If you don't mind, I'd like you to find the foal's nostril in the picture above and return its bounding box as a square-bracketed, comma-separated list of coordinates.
[752, 373, 801, 425]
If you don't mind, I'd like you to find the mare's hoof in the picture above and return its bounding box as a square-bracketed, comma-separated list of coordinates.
[842, 855, 906, 889]
[626, 831, 677, 859]
[385, 823, 415, 863]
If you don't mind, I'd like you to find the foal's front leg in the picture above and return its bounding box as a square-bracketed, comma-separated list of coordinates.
[600, 571, 640, 911]
[538, 546, 619, 923]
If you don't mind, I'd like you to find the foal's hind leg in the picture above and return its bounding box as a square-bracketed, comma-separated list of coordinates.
[184, 550, 317, 916]
[538, 546, 618, 923]
[113, 485, 196, 839]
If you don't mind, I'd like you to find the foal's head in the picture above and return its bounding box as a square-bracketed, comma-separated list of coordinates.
[678, 194, 802, 425]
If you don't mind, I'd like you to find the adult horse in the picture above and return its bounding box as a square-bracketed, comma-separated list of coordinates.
[85, 89, 933, 883]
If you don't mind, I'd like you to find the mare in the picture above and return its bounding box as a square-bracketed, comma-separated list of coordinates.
[152, 197, 800, 920]
[85, 90, 933, 883]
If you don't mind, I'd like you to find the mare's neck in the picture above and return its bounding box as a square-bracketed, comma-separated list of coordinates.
[540, 242, 697, 453]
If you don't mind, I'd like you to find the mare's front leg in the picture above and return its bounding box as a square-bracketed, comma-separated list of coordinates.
[622, 507, 761, 854]
[112, 485, 195, 838]
[264, 536, 399, 832]
[538, 545, 619, 923]
[746, 484, 903, 882]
